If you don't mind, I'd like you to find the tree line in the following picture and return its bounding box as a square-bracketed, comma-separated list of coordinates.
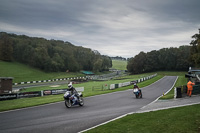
[127, 29, 200, 74]
[0, 32, 112, 72]
[190, 29, 200, 68]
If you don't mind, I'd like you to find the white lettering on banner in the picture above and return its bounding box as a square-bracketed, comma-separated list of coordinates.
[0, 95, 17, 99]
[52, 89, 66, 95]
[76, 87, 84, 92]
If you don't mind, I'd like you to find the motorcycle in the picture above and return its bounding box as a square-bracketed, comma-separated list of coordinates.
[133, 88, 142, 98]
[63, 90, 84, 108]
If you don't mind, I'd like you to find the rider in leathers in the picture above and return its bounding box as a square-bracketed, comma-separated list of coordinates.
[68, 84, 80, 105]
[133, 83, 141, 94]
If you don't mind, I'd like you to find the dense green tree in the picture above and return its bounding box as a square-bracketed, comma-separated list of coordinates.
[0, 32, 112, 72]
[127, 52, 146, 74]
[127, 46, 191, 74]
[93, 58, 103, 72]
[176, 46, 191, 70]
[145, 50, 159, 72]
[190, 29, 200, 67]
[0, 33, 13, 61]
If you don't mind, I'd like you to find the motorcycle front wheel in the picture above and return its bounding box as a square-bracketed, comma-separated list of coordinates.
[65, 100, 72, 108]
[79, 97, 84, 106]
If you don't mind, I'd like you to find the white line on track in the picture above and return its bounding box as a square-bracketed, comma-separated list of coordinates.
[79, 76, 179, 133]
[79, 101, 200, 133]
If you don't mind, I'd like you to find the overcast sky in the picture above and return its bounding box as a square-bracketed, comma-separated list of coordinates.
[0, 0, 199, 58]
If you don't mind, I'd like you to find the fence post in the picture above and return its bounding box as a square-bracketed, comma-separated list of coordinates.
[41, 90, 43, 97]
[174, 87, 176, 99]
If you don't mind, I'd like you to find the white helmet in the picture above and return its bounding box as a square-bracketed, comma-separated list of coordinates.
[68, 83, 72, 89]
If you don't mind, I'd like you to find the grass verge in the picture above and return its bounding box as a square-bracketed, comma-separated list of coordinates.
[111, 60, 127, 70]
[160, 74, 187, 99]
[0, 61, 84, 83]
[86, 104, 200, 133]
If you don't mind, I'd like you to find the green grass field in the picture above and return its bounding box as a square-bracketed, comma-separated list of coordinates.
[0, 60, 126, 83]
[86, 104, 200, 133]
[111, 60, 127, 70]
[0, 61, 84, 83]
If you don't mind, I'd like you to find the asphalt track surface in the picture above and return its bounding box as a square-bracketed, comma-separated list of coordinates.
[0, 76, 177, 133]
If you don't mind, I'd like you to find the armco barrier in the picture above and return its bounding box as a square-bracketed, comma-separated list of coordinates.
[122, 82, 131, 86]
[110, 84, 115, 90]
[13, 77, 87, 85]
[118, 83, 123, 88]
[109, 74, 157, 90]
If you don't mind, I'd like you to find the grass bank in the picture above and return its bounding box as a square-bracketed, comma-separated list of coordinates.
[0, 61, 84, 83]
[86, 104, 200, 133]
[111, 60, 127, 70]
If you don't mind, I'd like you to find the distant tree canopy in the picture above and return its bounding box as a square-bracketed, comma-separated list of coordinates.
[127, 46, 191, 74]
[127, 29, 200, 74]
[189, 29, 200, 67]
[0, 32, 112, 72]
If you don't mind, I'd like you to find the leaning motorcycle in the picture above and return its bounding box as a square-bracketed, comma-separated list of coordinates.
[63, 90, 84, 108]
[133, 88, 142, 98]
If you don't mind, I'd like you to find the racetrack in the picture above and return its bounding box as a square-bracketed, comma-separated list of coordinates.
[0, 76, 177, 133]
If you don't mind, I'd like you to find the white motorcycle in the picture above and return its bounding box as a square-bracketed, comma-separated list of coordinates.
[63, 90, 84, 108]
[133, 88, 142, 98]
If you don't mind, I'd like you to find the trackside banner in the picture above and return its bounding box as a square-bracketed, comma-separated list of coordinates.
[109, 73, 157, 90]
[0, 94, 17, 100]
[52, 89, 68, 95]
[17, 91, 42, 98]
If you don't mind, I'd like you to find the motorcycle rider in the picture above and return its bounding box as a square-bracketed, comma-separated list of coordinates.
[133, 83, 141, 95]
[68, 83, 80, 105]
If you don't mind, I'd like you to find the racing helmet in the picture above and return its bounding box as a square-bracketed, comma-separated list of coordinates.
[68, 83, 73, 89]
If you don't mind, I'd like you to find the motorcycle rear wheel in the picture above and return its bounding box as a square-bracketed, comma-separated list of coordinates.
[65, 100, 72, 108]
